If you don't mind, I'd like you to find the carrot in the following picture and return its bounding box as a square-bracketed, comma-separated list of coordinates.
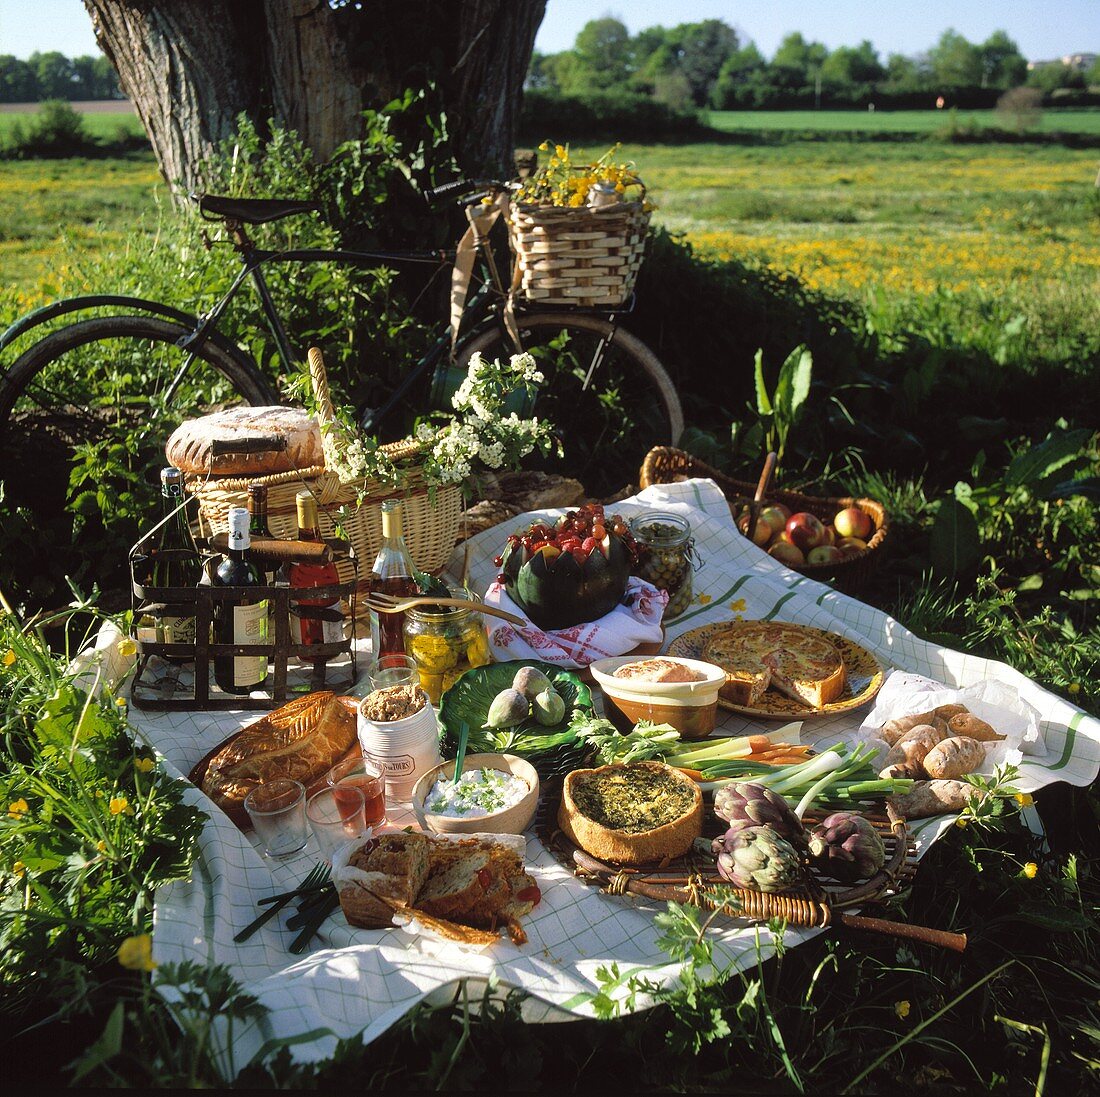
[675, 767, 706, 781]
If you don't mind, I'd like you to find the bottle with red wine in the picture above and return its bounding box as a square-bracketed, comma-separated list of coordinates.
[147, 466, 202, 660]
[288, 491, 344, 647]
[212, 506, 269, 694]
[369, 499, 418, 658]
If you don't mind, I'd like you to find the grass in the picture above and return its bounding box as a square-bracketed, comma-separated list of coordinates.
[707, 107, 1100, 135]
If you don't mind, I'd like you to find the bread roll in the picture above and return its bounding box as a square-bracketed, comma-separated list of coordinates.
[165, 406, 323, 475]
[190, 691, 359, 827]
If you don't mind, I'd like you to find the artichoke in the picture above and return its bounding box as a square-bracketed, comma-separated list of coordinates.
[807, 812, 886, 884]
[712, 825, 805, 893]
[713, 782, 807, 849]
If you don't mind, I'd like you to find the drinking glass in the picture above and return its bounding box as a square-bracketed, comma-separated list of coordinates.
[327, 754, 388, 829]
[306, 785, 368, 863]
[366, 653, 419, 691]
[243, 778, 308, 859]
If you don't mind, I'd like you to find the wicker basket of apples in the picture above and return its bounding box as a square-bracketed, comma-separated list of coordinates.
[639, 447, 888, 592]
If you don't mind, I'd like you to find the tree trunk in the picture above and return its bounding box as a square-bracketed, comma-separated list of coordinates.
[84, 0, 545, 197]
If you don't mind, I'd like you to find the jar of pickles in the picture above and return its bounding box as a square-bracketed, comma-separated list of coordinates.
[403, 592, 492, 705]
[629, 512, 697, 619]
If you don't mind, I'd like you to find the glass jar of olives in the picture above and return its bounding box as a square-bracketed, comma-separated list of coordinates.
[403, 592, 492, 705]
[629, 512, 697, 619]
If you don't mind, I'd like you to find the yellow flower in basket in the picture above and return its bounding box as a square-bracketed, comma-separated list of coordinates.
[516, 141, 651, 209]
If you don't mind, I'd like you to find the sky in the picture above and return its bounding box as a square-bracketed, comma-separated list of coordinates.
[0, 0, 1095, 63]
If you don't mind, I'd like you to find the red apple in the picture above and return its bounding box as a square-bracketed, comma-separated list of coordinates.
[833, 506, 873, 541]
[785, 511, 826, 553]
[768, 541, 805, 567]
[737, 511, 772, 547]
[819, 524, 836, 547]
[807, 544, 843, 565]
[757, 503, 791, 536]
[836, 536, 868, 558]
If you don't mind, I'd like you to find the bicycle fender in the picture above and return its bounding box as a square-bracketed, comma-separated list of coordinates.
[0, 295, 199, 355]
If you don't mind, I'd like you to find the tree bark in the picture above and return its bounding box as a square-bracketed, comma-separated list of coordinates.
[84, 0, 545, 197]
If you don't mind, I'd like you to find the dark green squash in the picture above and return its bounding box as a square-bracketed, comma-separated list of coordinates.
[502, 532, 631, 631]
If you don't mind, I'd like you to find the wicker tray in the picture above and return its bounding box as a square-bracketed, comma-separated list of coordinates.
[640, 447, 889, 592]
[508, 196, 650, 308]
[185, 349, 463, 593]
[537, 790, 965, 951]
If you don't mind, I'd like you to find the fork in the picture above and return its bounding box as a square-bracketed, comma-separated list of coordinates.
[362, 592, 527, 626]
[234, 862, 330, 943]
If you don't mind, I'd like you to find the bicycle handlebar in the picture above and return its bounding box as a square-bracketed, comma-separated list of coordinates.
[425, 178, 508, 204]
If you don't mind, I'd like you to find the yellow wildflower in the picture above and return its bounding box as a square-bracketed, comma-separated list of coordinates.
[96, 840, 107, 854]
[135, 757, 154, 774]
[729, 598, 747, 612]
[894, 1000, 911, 1019]
[1015, 792, 1034, 808]
[696, 593, 712, 605]
[955, 816, 969, 828]
[117, 934, 156, 972]
[7, 798, 29, 819]
[2, 649, 15, 667]
[117, 638, 137, 658]
[1068, 683, 1081, 695]
[109, 796, 129, 816]
[1022, 862, 1038, 879]
[12, 861, 25, 878]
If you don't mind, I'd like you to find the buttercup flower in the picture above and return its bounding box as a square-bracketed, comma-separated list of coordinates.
[117, 638, 137, 658]
[109, 796, 129, 816]
[696, 593, 712, 605]
[7, 798, 29, 819]
[135, 757, 155, 774]
[955, 816, 969, 828]
[12, 861, 26, 878]
[117, 934, 156, 971]
[1015, 792, 1035, 808]
[1022, 862, 1038, 879]
[894, 1000, 911, 1019]
[729, 598, 747, 612]
[2, 649, 15, 667]
[96, 840, 107, 854]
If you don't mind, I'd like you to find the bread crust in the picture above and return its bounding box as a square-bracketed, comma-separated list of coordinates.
[165, 406, 323, 475]
[557, 761, 703, 865]
[190, 692, 360, 827]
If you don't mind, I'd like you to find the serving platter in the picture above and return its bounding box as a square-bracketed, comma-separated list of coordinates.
[667, 620, 885, 720]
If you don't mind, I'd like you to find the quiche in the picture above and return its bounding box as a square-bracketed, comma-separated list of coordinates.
[702, 622, 846, 710]
[558, 761, 703, 865]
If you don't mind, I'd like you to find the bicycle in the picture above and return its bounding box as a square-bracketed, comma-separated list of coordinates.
[0, 179, 682, 594]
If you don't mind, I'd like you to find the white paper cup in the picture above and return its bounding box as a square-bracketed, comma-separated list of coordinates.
[357, 696, 442, 800]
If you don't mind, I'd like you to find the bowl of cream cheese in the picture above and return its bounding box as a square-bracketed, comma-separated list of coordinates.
[412, 752, 540, 835]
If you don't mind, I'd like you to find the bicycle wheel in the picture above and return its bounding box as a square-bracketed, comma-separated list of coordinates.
[457, 313, 683, 498]
[0, 315, 276, 606]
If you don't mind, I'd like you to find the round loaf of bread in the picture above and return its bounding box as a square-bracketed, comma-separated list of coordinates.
[557, 760, 703, 865]
[165, 405, 324, 475]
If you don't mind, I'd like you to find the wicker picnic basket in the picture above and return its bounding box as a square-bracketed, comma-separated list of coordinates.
[639, 446, 889, 593]
[185, 349, 463, 590]
[507, 188, 651, 308]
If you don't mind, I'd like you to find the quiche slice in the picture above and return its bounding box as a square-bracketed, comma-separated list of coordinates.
[703, 622, 846, 710]
[558, 761, 703, 866]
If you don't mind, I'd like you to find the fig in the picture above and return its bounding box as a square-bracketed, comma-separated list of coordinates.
[484, 688, 529, 729]
[513, 665, 553, 699]
[531, 687, 566, 726]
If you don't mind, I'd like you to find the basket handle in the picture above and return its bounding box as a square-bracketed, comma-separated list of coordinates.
[307, 346, 338, 430]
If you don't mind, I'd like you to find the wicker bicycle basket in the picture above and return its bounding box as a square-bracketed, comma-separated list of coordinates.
[184, 349, 463, 591]
[507, 186, 651, 308]
[640, 446, 889, 592]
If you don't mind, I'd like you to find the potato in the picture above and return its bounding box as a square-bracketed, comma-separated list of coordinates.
[880, 704, 968, 746]
[882, 723, 943, 771]
[946, 712, 1006, 743]
[923, 736, 986, 780]
[879, 762, 924, 780]
[889, 780, 985, 820]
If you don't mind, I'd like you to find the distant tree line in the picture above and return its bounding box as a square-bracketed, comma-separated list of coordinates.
[528, 19, 1100, 111]
[0, 52, 121, 102]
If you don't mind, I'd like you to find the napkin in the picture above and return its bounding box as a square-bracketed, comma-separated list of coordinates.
[482, 576, 668, 668]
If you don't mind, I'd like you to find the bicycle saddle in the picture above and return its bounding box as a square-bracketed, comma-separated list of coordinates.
[193, 193, 321, 224]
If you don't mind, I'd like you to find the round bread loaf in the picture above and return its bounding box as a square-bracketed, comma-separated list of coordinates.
[558, 760, 703, 865]
[165, 405, 324, 475]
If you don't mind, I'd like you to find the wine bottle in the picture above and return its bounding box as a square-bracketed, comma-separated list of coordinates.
[212, 506, 269, 694]
[247, 484, 277, 586]
[288, 491, 344, 647]
[369, 499, 418, 659]
[149, 466, 201, 659]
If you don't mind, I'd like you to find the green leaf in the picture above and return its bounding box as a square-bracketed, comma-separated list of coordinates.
[753, 348, 772, 416]
[1038, 476, 1100, 502]
[774, 344, 812, 426]
[930, 497, 981, 578]
[69, 1000, 126, 1083]
[1006, 428, 1092, 488]
[35, 686, 112, 751]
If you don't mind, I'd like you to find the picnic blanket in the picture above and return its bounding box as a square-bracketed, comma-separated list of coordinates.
[133, 478, 1100, 1078]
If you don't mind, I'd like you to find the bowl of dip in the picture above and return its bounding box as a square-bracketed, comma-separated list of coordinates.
[411, 752, 540, 835]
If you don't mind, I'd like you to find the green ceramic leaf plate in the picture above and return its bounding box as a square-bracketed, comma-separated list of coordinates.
[438, 660, 594, 766]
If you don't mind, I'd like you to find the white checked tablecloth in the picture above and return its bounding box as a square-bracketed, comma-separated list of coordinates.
[132, 478, 1100, 1077]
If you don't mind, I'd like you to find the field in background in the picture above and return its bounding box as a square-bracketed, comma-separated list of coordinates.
[707, 107, 1100, 135]
[0, 99, 144, 143]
